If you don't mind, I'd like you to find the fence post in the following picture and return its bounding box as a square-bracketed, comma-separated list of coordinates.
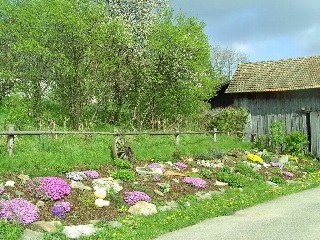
[213, 128, 217, 142]
[7, 124, 14, 156]
[175, 128, 179, 146]
[242, 132, 245, 142]
[113, 127, 119, 139]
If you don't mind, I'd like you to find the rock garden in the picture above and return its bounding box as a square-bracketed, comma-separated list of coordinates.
[1, 148, 320, 239]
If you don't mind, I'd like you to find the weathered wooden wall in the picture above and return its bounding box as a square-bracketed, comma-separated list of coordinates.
[232, 89, 320, 157]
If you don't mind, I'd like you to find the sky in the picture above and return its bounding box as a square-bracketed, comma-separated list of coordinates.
[169, 0, 320, 63]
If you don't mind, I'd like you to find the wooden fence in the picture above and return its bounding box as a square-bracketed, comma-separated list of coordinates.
[1, 124, 257, 156]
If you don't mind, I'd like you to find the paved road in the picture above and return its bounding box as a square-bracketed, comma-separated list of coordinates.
[153, 186, 320, 240]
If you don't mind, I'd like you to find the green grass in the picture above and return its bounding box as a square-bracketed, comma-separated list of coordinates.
[0, 132, 253, 176]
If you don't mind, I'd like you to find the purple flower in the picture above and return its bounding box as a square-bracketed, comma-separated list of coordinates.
[51, 206, 66, 219]
[0, 198, 39, 225]
[153, 176, 160, 182]
[124, 191, 151, 206]
[82, 170, 99, 179]
[25, 177, 71, 201]
[270, 162, 284, 168]
[53, 201, 72, 212]
[183, 177, 206, 188]
[174, 162, 187, 168]
[282, 171, 294, 177]
[0, 186, 4, 194]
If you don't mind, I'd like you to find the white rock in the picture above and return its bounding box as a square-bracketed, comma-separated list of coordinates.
[128, 201, 157, 215]
[5, 181, 14, 187]
[95, 198, 110, 207]
[62, 224, 98, 239]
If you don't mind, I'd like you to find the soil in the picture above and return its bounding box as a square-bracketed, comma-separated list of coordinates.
[0, 151, 312, 226]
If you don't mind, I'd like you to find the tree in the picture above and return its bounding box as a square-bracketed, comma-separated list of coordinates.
[210, 45, 249, 80]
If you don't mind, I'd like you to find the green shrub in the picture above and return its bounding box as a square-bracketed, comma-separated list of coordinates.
[199, 168, 213, 179]
[216, 171, 251, 188]
[285, 131, 309, 156]
[268, 120, 285, 152]
[270, 167, 282, 174]
[184, 171, 201, 178]
[255, 135, 267, 151]
[108, 169, 135, 181]
[300, 163, 317, 173]
[270, 175, 284, 184]
[205, 107, 248, 132]
[55, 164, 73, 174]
[234, 163, 265, 181]
[113, 158, 133, 169]
[220, 165, 232, 174]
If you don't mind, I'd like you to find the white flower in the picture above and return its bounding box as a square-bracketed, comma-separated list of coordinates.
[5, 181, 15, 187]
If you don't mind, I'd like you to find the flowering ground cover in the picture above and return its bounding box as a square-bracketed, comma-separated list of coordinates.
[1, 150, 320, 239]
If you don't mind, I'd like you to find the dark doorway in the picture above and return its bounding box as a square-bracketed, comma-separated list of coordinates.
[306, 112, 311, 152]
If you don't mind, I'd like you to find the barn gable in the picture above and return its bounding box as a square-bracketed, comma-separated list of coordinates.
[226, 55, 320, 157]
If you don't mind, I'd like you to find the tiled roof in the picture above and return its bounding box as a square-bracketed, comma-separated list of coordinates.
[225, 55, 320, 93]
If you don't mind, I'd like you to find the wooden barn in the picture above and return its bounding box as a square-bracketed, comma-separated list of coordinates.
[225, 55, 320, 157]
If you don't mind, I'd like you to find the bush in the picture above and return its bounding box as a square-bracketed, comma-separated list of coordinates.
[113, 158, 133, 169]
[220, 165, 232, 174]
[268, 120, 285, 152]
[205, 107, 248, 132]
[270, 175, 284, 184]
[234, 163, 265, 181]
[199, 168, 213, 179]
[285, 131, 309, 156]
[108, 170, 135, 181]
[216, 171, 251, 188]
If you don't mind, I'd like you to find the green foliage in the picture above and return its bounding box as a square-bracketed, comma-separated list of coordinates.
[79, 191, 97, 210]
[234, 163, 265, 181]
[216, 171, 251, 188]
[270, 175, 284, 184]
[110, 195, 128, 212]
[113, 158, 133, 169]
[0, 220, 24, 240]
[220, 165, 232, 174]
[270, 167, 282, 174]
[255, 135, 268, 151]
[299, 163, 318, 173]
[199, 168, 213, 179]
[285, 131, 309, 156]
[130, 183, 154, 198]
[184, 171, 202, 178]
[108, 170, 135, 181]
[55, 164, 73, 174]
[284, 163, 297, 174]
[268, 120, 286, 151]
[205, 107, 248, 132]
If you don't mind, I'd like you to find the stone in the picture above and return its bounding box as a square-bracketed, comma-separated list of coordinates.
[128, 201, 157, 216]
[195, 191, 212, 200]
[21, 229, 44, 240]
[135, 167, 163, 176]
[108, 221, 122, 228]
[15, 190, 25, 197]
[278, 155, 289, 164]
[4, 181, 14, 187]
[172, 178, 179, 183]
[30, 221, 62, 233]
[1, 193, 11, 201]
[266, 181, 278, 187]
[18, 174, 30, 182]
[154, 189, 164, 196]
[158, 206, 172, 211]
[36, 200, 45, 207]
[165, 201, 179, 209]
[215, 181, 228, 186]
[62, 224, 99, 239]
[70, 180, 92, 191]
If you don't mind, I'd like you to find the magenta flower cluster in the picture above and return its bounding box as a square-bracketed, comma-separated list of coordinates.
[25, 177, 71, 201]
[282, 171, 294, 177]
[270, 162, 284, 168]
[0, 198, 39, 225]
[183, 177, 206, 188]
[82, 170, 99, 178]
[174, 162, 187, 168]
[0, 186, 4, 194]
[147, 163, 165, 172]
[153, 175, 160, 182]
[51, 201, 72, 219]
[123, 191, 151, 205]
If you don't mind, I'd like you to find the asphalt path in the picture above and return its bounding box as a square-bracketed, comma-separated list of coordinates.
[153, 186, 320, 240]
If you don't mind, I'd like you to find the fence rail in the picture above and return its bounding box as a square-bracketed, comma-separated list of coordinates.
[3, 125, 257, 156]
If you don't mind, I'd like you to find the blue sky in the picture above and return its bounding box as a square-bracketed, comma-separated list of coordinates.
[169, 0, 320, 62]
